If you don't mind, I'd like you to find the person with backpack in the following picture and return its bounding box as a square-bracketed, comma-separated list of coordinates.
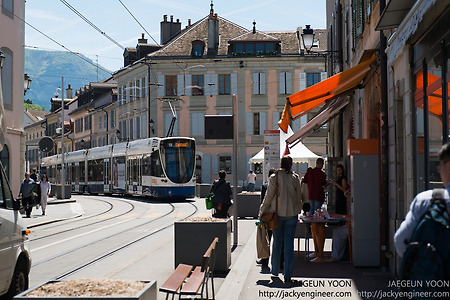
[394, 142, 450, 292]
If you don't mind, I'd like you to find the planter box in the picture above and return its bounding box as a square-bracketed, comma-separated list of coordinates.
[174, 218, 231, 272]
[196, 184, 211, 198]
[14, 280, 157, 300]
[53, 184, 72, 199]
[237, 192, 261, 219]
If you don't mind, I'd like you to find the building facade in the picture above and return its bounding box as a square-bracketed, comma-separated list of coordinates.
[0, 0, 26, 195]
[318, 0, 450, 273]
[113, 5, 328, 187]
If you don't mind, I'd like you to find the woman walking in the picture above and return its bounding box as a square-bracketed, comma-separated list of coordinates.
[39, 174, 51, 215]
[259, 156, 303, 285]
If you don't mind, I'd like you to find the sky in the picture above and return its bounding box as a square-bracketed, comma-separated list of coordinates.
[25, 0, 327, 73]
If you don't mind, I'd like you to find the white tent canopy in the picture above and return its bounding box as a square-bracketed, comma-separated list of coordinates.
[249, 126, 320, 165]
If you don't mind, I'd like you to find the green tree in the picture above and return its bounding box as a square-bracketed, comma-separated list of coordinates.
[24, 103, 45, 111]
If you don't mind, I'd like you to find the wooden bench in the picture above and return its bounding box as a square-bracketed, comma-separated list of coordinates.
[159, 237, 219, 300]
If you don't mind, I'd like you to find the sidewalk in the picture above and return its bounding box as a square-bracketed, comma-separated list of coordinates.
[23, 196, 395, 299]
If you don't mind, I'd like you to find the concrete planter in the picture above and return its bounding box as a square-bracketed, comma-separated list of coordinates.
[53, 184, 72, 199]
[196, 184, 211, 198]
[237, 192, 261, 219]
[174, 218, 231, 272]
[14, 280, 157, 300]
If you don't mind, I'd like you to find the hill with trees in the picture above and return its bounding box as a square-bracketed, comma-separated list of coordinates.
[24, 49, 112, 110]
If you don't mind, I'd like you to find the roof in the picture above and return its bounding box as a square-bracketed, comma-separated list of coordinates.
[24, 109, 49, 122]
[148, 14, 327, 58]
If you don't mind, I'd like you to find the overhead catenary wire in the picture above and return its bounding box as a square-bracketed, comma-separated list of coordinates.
[3, 4, 113, 76]
[59, 0, 125, 51]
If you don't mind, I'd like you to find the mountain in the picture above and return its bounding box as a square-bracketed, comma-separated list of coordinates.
[24, 49, 112, 110]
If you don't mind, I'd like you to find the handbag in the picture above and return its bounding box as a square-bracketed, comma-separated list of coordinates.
[256, 224, 270, 259]
[205, 193, 214, 210]
[261, 172, 279, 230]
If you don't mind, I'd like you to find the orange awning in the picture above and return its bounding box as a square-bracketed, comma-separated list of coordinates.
[415, 70, 450, 118]
[278, 54, 376, 133]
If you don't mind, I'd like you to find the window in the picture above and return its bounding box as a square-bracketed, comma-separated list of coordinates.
[129, 118, 134, 140]
[0, 145, 10, 181]
[99, 116, 102, 130]
[219, 156, 231, 174]
[253, 113, 260, 135]
[191, 40, 205, 57]
[2, 0, 13, 15]
[219, 74, 230, 95]
[252, 72, 266, 95]
[307, 73, 320, 87]
[84, 115, 91, 131]
[110, 110, 116, 128]
[231, 42, 277, 56]
[192, 75, 204, 96]
[1, 50, 12, 107]
[165, 75, 178, 96]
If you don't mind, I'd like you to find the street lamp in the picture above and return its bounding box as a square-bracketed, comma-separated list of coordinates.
[24, 73, 32, 95]
[54, 78, 66, 199]
[301, 25, 315, 52]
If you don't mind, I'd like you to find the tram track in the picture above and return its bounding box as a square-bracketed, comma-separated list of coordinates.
[29, 196, 137, 242]
[31, 200, 198, 275]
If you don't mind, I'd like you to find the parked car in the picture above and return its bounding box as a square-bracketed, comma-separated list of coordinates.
[0, 164, 31, 299]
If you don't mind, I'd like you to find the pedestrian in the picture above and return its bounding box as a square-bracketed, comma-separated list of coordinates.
[302, 157, 329, 262]
[39, 174, 51, 215]
[247, 170, 256, 192]
[394, 142, 450, 256]
[30, 169, 38, 182]
[259, 156, 302, 285]
[210, 170, 232, 218]
[18, 172, 35, 218]
[257, 168, 277, 268]
[330, 164, 348, 215]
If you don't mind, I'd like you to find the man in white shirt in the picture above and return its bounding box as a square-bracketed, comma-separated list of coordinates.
[247, 170, 256, 192]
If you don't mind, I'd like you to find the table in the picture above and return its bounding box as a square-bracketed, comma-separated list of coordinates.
[298, 216, 345, 261]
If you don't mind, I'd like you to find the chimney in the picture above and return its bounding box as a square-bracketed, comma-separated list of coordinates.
[188, 19, 191, 26]
[66, 84, 73, 99]
[207, 3, 219, 56]
[160, 14, 181, 44]
[138, 33, 147, 44]
[253, 21, 256, 34]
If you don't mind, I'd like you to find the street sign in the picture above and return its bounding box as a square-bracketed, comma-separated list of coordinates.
[39, 137, 54, 153]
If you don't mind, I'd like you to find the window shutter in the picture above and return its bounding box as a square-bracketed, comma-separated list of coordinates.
[321, 72, 327, 81]
[292, 118, 300, 132]
[158, 75, 165, 97]
[204, 74, 212, 96]
[259, 112, 267, 134]
[231, 73, 237, 95]
[299, 72, 306, 91]
[185, 74, 192, 96]
[164, 113, 171, 135]
[126, 83, 130, 103]
[210, 73, 218, 95]
[273, 111, 280, 129]
[286, 72, 292, 94]
[141, 114, 147, 137]
[279, 72, 286, 94]
[212, 156, 219, 175]
[177, 74, 185, 95]
[202, 154, 211, 184]
[259, 72, 266, 94]
[252, 73, 259, 94]
[246, 112, 253, 135]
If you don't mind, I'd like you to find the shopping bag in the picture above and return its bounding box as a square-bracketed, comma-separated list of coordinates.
[205, 193, 214, 210]
[256, 224, 270, 259]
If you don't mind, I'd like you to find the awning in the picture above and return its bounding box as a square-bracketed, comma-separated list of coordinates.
[375, 0, 415, 31]
[286, 96, 350, 145]
[278, 54, 376, 133]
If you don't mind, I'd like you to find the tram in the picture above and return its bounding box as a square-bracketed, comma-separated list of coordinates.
[41, 137, 196, 199]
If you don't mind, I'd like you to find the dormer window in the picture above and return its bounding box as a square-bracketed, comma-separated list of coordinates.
[229, 42, 278, 56]
[191, 40, 205, 57]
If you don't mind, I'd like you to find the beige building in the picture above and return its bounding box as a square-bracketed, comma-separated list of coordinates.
[24, 109, 48, 173]
[114, 5, 327, 186]
[0, 0, 26, 195]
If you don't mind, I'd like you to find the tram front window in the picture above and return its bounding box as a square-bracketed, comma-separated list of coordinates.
[160, 139, 195, 184]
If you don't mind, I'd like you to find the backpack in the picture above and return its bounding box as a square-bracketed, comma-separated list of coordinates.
[399, 189, 450, 295]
